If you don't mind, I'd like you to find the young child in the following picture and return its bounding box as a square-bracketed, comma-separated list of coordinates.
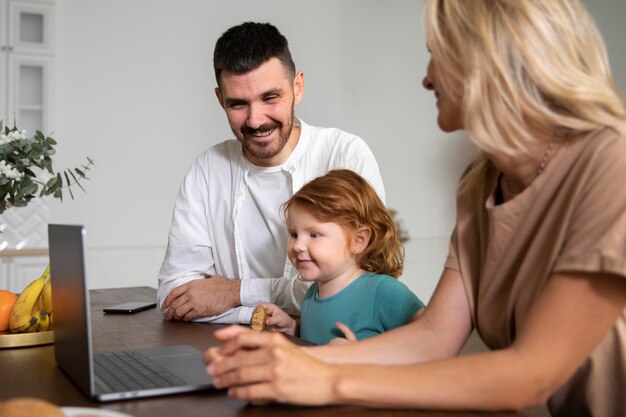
[262, 169, 424, 345]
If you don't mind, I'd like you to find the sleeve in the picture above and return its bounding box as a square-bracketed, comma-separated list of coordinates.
[554, 133, 626, 278]
[242, 273, 311, 316]
[444, 226, 460, 271]
[157, 159, 252, 323]
[375, 278, 425, 331]
[331, 134, 386, 204]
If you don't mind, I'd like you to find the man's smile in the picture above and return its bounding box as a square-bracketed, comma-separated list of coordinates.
[250, 128, 275, 137]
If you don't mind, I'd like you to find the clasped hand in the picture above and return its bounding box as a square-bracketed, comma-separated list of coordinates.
[204, 325, 336, 405]
[162, 275, 241, 321]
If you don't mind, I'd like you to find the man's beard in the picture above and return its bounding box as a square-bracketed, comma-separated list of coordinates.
[239, 107, 295, 162]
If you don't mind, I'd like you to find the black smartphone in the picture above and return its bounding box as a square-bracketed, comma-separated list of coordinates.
[103, 301, 157, 314]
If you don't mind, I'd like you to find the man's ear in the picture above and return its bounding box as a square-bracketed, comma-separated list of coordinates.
[293, 71, 305, 105]
[215, 87, 225, 109]
[352, 226, 372, 254]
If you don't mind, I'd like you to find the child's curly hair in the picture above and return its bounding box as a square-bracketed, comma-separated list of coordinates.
[283, 169, 404, 278]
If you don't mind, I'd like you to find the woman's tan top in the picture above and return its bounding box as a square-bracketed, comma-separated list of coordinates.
[445, 124, 626, 417]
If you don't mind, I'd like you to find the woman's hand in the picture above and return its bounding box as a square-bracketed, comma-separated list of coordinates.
[262, 303, 297, 336]
[204, 325, 336, 405]
[327, 322, 357, 345]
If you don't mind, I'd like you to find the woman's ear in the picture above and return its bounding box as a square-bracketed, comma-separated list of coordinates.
[352, 226, 372, 254]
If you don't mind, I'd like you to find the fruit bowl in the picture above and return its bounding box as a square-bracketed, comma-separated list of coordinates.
[0, 330, 54, 348]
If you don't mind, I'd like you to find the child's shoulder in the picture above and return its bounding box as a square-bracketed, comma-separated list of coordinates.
[357, 272, 411, 292]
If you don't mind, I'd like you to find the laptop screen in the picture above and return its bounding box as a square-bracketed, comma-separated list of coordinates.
[48, 224, 96, 397]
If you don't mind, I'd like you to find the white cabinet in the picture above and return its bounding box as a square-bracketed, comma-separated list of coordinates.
[0, 0, 54, 135]
[0, 249, 48, 293]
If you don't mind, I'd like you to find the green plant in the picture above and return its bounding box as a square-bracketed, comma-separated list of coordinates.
[0, 122, 94, 214]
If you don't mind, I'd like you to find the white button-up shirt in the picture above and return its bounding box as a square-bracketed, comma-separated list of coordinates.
[157, 118, 385, 323]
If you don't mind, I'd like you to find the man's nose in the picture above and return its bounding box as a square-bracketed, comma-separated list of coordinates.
[246, 104, 265, 129]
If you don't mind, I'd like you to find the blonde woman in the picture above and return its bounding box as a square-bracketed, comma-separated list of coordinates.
[204, 1, 626, 415]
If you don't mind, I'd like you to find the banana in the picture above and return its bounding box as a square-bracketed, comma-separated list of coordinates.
[9, 266, 50, 333]
[37, 310, 50, 332]
[40, 275, 52, 313]
[13, 314, 40, 333]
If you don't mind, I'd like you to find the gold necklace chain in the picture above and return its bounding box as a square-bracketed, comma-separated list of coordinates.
[504, 132, 557, 198]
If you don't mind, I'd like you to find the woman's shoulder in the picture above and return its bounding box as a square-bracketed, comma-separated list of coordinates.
[572, 123, 626, 170]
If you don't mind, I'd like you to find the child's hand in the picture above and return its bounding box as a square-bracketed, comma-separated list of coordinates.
[327, 322, 357, 345]
[262, 303, 297, 336]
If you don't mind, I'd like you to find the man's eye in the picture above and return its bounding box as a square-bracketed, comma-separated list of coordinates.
[264, 95, 278, 102]
[227, 101, 246, 109]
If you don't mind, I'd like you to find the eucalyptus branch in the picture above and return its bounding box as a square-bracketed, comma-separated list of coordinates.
[0, 122, 94, 214]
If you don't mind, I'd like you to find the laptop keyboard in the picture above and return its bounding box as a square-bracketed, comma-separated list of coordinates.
[94, 350, 186, 391]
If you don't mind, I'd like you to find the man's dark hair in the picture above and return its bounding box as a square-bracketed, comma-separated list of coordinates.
[213, 22, 296, 86]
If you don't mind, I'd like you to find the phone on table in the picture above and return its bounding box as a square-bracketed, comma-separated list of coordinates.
[103, 301, 157, 314]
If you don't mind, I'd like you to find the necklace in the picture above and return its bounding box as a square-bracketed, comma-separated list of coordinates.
[504, 132, 557, 198]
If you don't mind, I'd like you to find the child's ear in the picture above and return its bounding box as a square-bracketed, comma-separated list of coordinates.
[352, 226, 372, 254]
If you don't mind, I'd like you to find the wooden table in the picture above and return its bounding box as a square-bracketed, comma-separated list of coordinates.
[0, 287, 532, 417]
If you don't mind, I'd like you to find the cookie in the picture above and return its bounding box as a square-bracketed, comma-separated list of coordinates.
[250, 305, 267, 332]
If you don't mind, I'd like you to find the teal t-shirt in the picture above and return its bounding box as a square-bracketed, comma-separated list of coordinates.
[299, 272, 424, 345]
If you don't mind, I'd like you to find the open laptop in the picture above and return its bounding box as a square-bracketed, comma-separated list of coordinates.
[48, 224, 214, 402]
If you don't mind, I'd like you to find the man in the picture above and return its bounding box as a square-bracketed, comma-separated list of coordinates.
[158, 22, 385, 324]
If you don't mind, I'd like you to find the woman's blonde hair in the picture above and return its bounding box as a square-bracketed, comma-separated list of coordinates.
[424, 0, 626, 194]
[283, 169, 404, 278]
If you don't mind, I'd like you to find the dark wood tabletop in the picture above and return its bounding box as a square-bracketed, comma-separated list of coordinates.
[0, 286, 533, 417]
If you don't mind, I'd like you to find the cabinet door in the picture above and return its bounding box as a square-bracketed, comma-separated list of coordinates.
[0, 1, 6, 49]
[1, 256, 49, 293]
[7, 54, 51, 135]
[0, 1, 6, 121]
[0, 53, 5, 123]
[8, 1, 53, 55]
[0, 258, 10, 290]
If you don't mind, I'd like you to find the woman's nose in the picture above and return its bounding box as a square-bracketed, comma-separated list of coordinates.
[423, 75, 433, 90]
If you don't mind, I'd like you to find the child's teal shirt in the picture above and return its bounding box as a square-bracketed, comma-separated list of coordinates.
[299, 272, 424, 345]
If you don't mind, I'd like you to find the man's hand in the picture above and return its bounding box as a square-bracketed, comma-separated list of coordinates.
[163, 275, 241, 321]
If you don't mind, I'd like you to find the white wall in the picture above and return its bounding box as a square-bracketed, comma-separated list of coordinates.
[48, 0, 625, 300]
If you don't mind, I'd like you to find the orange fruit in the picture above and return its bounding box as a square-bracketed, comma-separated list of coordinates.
[0, 290, 19, 332]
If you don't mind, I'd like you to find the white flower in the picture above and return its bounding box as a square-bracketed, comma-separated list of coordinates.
[0, 160, 23, 181]
[0, 129, 26, 145]
[1, 122, 93, 214]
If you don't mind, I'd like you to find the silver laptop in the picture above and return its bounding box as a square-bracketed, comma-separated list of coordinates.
[48, 224, 214, 402]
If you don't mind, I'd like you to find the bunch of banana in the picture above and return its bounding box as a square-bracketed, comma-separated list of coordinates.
[9, 265, 53, 334]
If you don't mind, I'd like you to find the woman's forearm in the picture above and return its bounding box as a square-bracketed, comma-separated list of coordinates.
[329, 349, 546, 410]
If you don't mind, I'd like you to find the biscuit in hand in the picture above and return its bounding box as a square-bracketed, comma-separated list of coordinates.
[250, 305, 267, 332]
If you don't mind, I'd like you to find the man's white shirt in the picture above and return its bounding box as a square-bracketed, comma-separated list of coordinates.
[157, 118, 385, 323]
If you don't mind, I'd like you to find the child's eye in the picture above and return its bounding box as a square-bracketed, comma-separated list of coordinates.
[309, 232, 320, 238]
[289, 232, 297, 239]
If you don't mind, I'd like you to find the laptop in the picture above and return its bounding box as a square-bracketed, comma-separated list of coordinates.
[48, 224, 214, 402]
